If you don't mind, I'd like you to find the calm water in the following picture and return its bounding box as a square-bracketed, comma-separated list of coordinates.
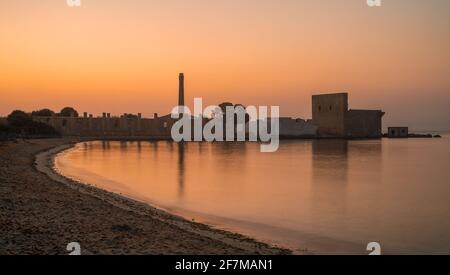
[55, 137, 450, 254]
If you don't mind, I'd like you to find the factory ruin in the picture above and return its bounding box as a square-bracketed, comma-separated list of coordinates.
[30, 74, 385, 139]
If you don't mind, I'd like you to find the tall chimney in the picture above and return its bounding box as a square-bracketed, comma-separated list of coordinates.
[179, 73, 185, 113]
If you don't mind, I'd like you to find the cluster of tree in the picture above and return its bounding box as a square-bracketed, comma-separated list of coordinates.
[216, 102, 250, 124]
[0, 110, 61, 139]
[214, 102, 251, 139]
[31, 107, 79, 118]
[0, 123, 9, 139]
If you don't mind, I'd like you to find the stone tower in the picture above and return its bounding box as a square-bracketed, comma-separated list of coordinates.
[312, 93, 348, 137]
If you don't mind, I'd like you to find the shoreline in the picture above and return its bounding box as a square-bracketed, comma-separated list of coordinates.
[52, 139, 367, 255]
[0, 138, 290, 255]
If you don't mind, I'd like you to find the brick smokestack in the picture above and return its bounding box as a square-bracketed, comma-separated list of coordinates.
[179, 73, 185, 113]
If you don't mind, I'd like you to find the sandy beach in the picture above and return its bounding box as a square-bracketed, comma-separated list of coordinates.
[0, 138, 290, 255]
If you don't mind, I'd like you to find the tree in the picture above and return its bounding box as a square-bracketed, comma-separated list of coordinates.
[59, 107, 79, 117]
[215, 102, 251, 140]
[0, 123, 9, 133]
[5, 110, 60, 137]
[32, 108, 55, 117]
[219, 102, 234, 113]
[7, 110, 32, 127]
[218, 102, 250, 124]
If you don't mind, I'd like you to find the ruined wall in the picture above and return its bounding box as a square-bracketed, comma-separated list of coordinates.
[278, 118, 317, 137]
[312, 93, 348, 137]
[32, 115, 175, 139]
[345, 110, 384, 138]
[247, 118, 317, 139]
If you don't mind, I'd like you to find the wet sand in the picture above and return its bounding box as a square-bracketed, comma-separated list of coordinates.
[0, 138, 290, 255]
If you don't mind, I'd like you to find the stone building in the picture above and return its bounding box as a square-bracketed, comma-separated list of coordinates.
[312, 93, 384, 138]
[32, 113, 175, 139]
[26, 76, 384, 140]
[388, 127, 408, 138]
[31, 73, 188, 139]
[262, 118, 317, 138]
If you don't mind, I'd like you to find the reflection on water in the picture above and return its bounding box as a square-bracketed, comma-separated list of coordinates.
[55, 138, 450, 254]
[312, 140, 350, 238]
[178, 142, 185, 199]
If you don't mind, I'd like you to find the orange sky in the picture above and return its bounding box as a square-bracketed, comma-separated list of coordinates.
[1, 0, 449, 130]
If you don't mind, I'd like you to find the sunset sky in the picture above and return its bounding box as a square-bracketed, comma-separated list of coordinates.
[1, 0, 449, 131]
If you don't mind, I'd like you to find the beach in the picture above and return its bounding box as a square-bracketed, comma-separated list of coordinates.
[0, 138, 290, 255]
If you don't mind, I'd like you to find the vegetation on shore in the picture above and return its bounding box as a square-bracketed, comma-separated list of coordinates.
[0, 107, 78, 140]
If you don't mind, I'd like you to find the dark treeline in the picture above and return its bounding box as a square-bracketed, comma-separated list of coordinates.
[0, 107, 78, 140]
[31, 107, 79, 118]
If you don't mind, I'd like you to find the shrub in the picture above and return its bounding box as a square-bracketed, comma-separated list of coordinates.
[59, 107, 79, 117]
[32, 108, 55, 117]
[5, 110, 60, 138]
[7, 110, 32, 127]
